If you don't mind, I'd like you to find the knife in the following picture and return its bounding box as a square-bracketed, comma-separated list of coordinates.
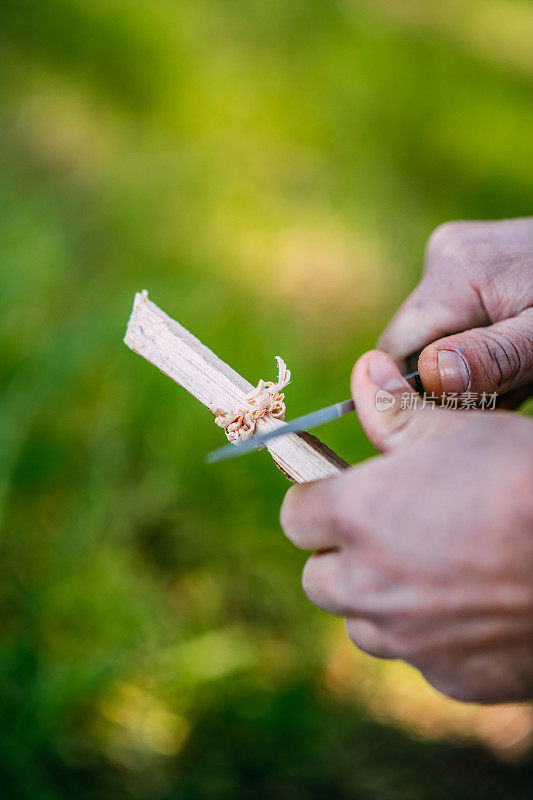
[206, 367, 421, 464]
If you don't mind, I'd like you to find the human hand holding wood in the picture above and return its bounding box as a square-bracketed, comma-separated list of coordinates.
[281, 350, 533, 702]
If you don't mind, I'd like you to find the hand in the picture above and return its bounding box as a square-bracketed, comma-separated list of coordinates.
[379, 217, 533, 406]
[280, 351, 533, 703]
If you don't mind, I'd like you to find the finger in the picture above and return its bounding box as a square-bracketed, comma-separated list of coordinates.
[419, 650, 528, 704]
[301, 550, 347, 616]
[418, 308, 533, 399]
[377, 222, 489, 365]
[378, 280, 485, 367]
[280, 481, 339, 551]
[345, 618, 397, 660]
[351, 350, 465, 453]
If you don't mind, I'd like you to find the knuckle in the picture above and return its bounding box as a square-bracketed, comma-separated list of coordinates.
[325, 475, 371, 543]
[282, 525, 313, 551]
[345, 618, 390, 658]
[423, 672, 472, 702]
[300, 557, 316, 599]
[301, 556, 344, 616]
[427, 220, 468, 252]
[280, 495, 315, 550]
[478, 330, 527, 387]
[381, 618, 426, 662]
[344, 619, 356, 643]
[281, 480, 349, 551]
[421, 655, 519, 703]
[301, 555, 323, 595]
[279, 488, 300, 537]
[391, 632, 426, 662]
[423, 667, 499, 703]
[327, 504, 351, 540]
[425, 220, 477, 272]
[323, 484, 351, 539]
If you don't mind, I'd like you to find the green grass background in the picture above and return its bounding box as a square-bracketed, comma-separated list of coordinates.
[1, 1, 533, 797]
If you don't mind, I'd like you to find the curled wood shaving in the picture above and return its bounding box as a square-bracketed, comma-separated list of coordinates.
[214, 356, 291, 444]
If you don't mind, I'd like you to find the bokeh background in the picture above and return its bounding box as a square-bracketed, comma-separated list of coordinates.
[1, 1, 533, 797]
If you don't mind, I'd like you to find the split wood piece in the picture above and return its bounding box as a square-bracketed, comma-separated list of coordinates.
[123, 291, 348, 483]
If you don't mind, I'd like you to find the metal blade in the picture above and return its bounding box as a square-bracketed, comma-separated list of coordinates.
[205, 369, 420, 464]
[206, 399, 355, 463]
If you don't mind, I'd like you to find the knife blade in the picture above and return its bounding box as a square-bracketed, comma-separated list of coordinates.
[206, 369, 420, 464]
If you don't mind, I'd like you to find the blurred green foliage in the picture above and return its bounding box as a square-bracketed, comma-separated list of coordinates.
[1, 1, 532, 797]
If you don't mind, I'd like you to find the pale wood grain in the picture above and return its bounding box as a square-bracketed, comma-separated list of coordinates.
[124, 291, 348, 483]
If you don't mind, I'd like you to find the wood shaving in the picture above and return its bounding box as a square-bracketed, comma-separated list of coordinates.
[214, 356, 291, 444]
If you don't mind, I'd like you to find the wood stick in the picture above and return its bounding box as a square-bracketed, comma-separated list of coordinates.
[124, 291, 348, 483]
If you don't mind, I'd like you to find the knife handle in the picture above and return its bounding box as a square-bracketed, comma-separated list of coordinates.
[405, 349, 424, 395]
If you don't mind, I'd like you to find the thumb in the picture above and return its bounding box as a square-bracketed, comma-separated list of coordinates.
[352, 350, 464, 453]
[418, 308, 533, 399]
